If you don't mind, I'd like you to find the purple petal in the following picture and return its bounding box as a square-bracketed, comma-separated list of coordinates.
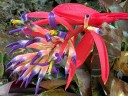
[55, 53, 62, 64]
[35, 74, 44, 95]
[6, 56, 19, 67]
[58, 31, 67, 40]
[21, 12, 30, 22]
[25, 70, 37, 87]
[9, 70, 17, 77]
[6, 42, 19, 48]
[23, 37, 41, 48]
[7, 45, 21, 55]
[6, 61, 14, 67]
[18, 40, 28, 46]
[9, 28, 21, 34]
[48, 12, 56, 29]
[5, 66, 13, 72]
[72, 55, 76, 65]
[45, 33, 52, 42]
[18, 75, 24, 81]
[30, 51, 43, 65]
[33, 62, 49, 66]
[14, 58, 26, 67]
[51, 66, 59, 74]
[19, 67, 28, 77]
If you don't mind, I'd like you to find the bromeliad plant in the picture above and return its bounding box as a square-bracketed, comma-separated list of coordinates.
[6, 3, 128, 95]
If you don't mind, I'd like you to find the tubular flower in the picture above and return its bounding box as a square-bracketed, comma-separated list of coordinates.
[6, 3, 118, 95]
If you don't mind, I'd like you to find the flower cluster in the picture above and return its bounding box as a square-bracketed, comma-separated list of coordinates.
[6, 4, 109, 95]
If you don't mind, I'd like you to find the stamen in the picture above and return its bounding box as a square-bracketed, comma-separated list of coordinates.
[87, 26, 103, 35]
[48, 60, 54, 74]
[11, 19, 24, 25]
[50, 30, 58, 36]
[84, 14, 90, 28]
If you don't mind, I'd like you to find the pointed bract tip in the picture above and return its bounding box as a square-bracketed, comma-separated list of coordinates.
[9, 70, 17, 77]
[20, 79, 26, 88]
[35, 76, 43, 95]
[15, 79, 20, 84]
[19, 67, 27, 77]
[30, 55, 41, 65]
[25, 71, 36, 88]
[23, 37, 41, 48]
[9, 28, 21, 35]
[6, 42, 19, 48]
[14, 58, 25, 67]
[7, 45, 20, 55]
[6, 66, 13, 72]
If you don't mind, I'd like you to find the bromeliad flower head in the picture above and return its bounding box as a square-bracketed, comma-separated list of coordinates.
[6, 3, 111, 95]
[7, 32, 77, 94]
[7, 12, 77, 95]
